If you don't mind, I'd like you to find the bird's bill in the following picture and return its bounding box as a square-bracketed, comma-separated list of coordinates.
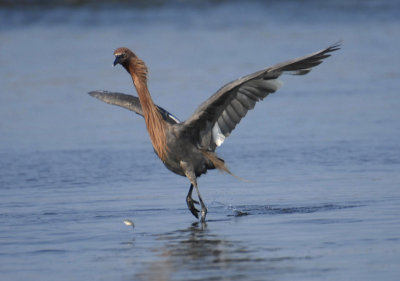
[113, 57, 119, 67]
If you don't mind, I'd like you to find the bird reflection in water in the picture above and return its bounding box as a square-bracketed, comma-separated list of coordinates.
[136, 222, 267, 281]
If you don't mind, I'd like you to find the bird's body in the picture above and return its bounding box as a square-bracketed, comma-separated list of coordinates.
[164, 126, 213, 177]
[89, 43, 340, 221]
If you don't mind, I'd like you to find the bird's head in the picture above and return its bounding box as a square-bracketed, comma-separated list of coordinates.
[113, 47, 135, 68]
[113, 47, 148, 81]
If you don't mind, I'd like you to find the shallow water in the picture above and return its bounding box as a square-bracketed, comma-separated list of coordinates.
[1, 1, 400, 280]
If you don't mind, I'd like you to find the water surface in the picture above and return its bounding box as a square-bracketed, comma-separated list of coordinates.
[1, 1, 399, 280]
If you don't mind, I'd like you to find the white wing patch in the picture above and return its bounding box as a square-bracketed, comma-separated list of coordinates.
[212, 122, 226, 146]
[168, 113, 180, 124]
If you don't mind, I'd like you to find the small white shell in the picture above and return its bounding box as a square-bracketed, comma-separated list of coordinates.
[123, 219, 135, 227]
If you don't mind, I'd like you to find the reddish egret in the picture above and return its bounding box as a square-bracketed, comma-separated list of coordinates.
[89, 43, 340, 221]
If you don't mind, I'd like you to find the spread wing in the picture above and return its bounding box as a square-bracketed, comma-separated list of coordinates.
[181, 43, 341, 151]
[88, 91, 180, 124]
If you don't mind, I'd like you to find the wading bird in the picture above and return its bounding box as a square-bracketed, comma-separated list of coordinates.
[89, 43, 340, 222]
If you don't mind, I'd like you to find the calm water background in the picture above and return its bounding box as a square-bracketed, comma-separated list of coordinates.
[1, 1, 399, 280]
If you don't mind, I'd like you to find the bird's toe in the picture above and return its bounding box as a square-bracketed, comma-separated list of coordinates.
[186, 197, 200, 219]
[200, 207, 208, 222]
[190, 207, 200, 219]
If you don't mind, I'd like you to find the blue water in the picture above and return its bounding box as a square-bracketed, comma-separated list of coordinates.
[1, 1, 400, 280]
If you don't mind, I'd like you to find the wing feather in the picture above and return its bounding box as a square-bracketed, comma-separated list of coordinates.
[88, 91, 180, 124]
[225, 104, 241, 123]
[181, 42, 340, 150]
[230, 98, 248, 117]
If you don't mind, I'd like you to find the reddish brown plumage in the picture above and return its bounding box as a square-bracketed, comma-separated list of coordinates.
[91, 44, 340, 221]
[114, 48, 168, 161]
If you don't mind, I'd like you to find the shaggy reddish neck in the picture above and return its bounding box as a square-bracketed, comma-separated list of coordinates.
[127, 59, 168, 161]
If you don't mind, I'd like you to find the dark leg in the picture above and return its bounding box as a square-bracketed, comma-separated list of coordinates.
[193, 183, 208, 222]
[186, 184, 200, 219]
[180, 160, 208, 222]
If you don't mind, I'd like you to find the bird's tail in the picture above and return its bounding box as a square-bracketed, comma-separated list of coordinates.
[202, 151, 250, 182]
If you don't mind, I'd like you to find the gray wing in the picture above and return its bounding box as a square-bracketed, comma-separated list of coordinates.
[182, 43, 341, 151]
[88, 91, 180, 124]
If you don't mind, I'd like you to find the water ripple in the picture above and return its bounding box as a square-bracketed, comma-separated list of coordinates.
[228, 202, 363, 217]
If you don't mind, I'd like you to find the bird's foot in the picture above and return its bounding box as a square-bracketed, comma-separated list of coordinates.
[186, 194, 200, 219]
[200, 206, 208, 223]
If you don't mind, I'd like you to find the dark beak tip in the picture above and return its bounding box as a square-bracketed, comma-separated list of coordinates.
[113, 57, 119, 67]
